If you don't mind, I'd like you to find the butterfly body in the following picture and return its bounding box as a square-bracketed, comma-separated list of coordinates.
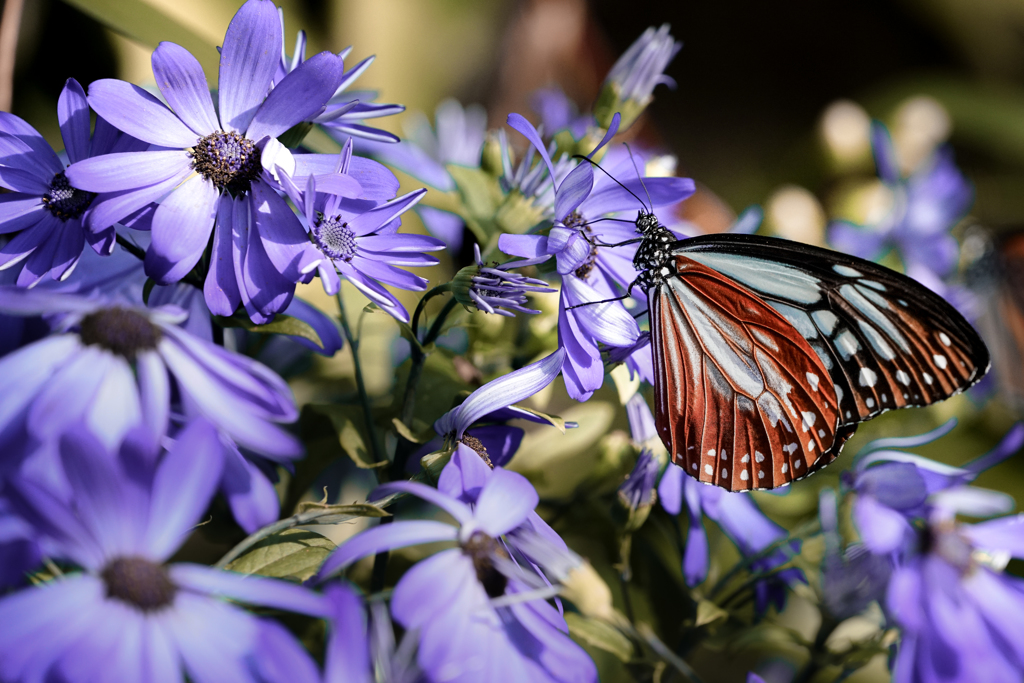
[626, 210, 990, 491]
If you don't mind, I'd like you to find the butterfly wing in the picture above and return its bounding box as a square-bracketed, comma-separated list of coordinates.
[674, 233, 989, 430]
[651, 255, 841, 490]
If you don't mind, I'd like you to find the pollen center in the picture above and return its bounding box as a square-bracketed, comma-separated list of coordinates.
[101, 557, 176, 611]
[190, 130, 261, 194]
[43, 172, 94, 220]
[78, 307, 162, 359]
[462, 531, 510, 598]
[460, 435, 494, 468]
[312, 213, 357, 261]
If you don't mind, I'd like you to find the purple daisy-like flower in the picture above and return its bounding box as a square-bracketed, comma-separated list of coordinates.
[319, 470, 596, 683]
[0, 287, 300, 483]
[595, 24, 681, 130]
[277, 141, 443, 323]
[499, 113, 694, 400]
[65, 0, 351, 323]
[818, 488, 891, 620]
[0, 420, 325, 683]
[451, 244, 554, 317]
[828, 122, 972, 290]
[277, 16, 405, 143]
[0, 79, 146, 286]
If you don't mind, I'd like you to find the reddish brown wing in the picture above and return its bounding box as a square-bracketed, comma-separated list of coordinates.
[651, 255, 841, 491]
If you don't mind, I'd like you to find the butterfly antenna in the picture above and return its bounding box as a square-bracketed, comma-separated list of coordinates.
[572, 154, 648, 212]
[624, 142, 654, 214]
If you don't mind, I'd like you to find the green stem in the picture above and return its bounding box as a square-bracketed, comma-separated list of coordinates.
[631, 623, 706, 683]
[708, 518, 820, 601]
[410, 283, 452, 343]
[791, 614, 839, 683]
[336, 292, 387, 475]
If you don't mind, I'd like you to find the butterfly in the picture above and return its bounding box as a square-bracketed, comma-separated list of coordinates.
[597, 206, 990, 491]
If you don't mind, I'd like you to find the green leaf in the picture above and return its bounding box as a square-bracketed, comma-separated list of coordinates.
[142, 278, 156, 306]
[564, 613, 633, 662]
[694, 599, 729, 628]
[509, 405, 570, 433]
[305, 404, 378, 469]
[293, 501, 391, 524]
[215, 313, 325, 349]
[302, 126, 343, 155]
[225, 529, 336, 582]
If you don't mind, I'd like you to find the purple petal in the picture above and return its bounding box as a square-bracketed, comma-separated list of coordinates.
[965, 423, 1024, 475]
[146, 175, 220, 284]
[827, 221, 887, 261]
[438, 442, 493, 501]
[221, 445, 280, 533]
[49, 221, 86, 281]
[563, 276, 639, 347]
[346, 256, 428, 291]
[87, 79, 199, 147]
[282, 296, 343, 355]
[146, 418, 224, 560]
[136, 350, 170, 447]
[587, 112, 620, 157]
[170, 563, 326, 617]
[217, 0, 282, 134]
[557, 301, 602, 401]
[362, 139, 453, 190]
[356, 233, 444, 255]
[240, 217, 296, 321]
[204, 198, 242, 315]
[370, 480, 474, 524]
[0, 166, 49, 195]
[0, 112, 62, 176]
[250, 181, 320, 280]
[472, 468, 538, 536]
[152, 42, 218, 136]
[390, 549, 474, 628]
[0, 334, 79, 428]
[318, 520, 458, 580]
[554, 163, 593, 221]
[418, 206, 464, 251]
[0, 195, 45, 234]
[57, 79, 91, 165]
[657, 463, 683, 515]
[252, 619, 322, 683]
[853, 495, 912, 554]
[507, 113, 555, 180]
[84, 169, 191, 230]
[346, 189, 428, 236]
[963, 515, 1024, 558]
[26, 344, 110, 439]
[165, 591, 257, 681]
[498, 233, 550, 259]
[83, 352, 143, 450]
[247, 51, 344, 140]
[583, 176, 694, 216]
[66, 150, 191, 193]
[324, 583, 371, 683]
[448, 349, 565, 437]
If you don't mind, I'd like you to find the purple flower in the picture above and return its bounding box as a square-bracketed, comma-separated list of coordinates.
[277, 142, 443, 323]
[594, 24, 681, 130]
[277, 17, 405, 143]
[618, 449, 659, 515]
[819, 488, 891, 620]
[0, 497, 40, 589]
[0, 288, 300, 494]
[0, 420, 325, 683]
[319, 470, 597, 683]
[0, 79, 146, 286]
[65, 0, 349, 323]
[433, 349, 567, 469]
[887, 507, 1024, 682]
[828, 122, 972, 289]
[499, 113, 694, 400]
[451, 244, 554, 317]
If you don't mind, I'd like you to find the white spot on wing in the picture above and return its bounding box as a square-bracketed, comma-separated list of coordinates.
[923, 373, 933, 385]
[795, 459, 803, 468]
[866, 397, 875, 408]
[721, 450, 728, 460]
[705, 464, 713, 475]
[933, 354, 947, 369]
[806, 372, 820, 391]
[784, 443, 798, 454]
[818, 429, 826, 437]
[836, 330, 860, 359]
[707, 449, 715, 456]
[758, 470, 765, 479]
[801, 411, 817, 431]
[741, 453, 750, 463]
[755, 451, 765, 463]
[811, 310, 839, 335]
[741, 470, 749, 481]
[939, 332, 951, 347]
[834, 265, 862, 277]
[686, 252, 823, 304]
[859, 367, 878, 387]
[782, 463, 789, 473]
[721, 468, 728, 478]
[691, 463, 697, 470]
[896, 370, 910, 385]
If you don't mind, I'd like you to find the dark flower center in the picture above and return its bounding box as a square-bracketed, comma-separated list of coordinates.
[462, 531, 509, 598]
[460, 435, 494, 468]
[190, 130, 261, 195]
[79, 307, 162, 360]
[564, 212, 598, 280]
[43, 172, 94, 220]
[101, 557, 177, 611]
[311, 212, 357, 261]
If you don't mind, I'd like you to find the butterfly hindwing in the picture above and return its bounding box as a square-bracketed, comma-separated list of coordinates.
[651, 255, 841, 491]
[675, 234, 989, 429]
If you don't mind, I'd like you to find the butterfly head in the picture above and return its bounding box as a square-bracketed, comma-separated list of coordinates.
[635, 210, 661, 236]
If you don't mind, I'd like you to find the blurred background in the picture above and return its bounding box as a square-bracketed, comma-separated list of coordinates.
[6, 0, 1024, 680]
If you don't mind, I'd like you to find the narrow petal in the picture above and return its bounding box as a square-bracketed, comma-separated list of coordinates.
[0, 112, 63, 175]
[964, 515, 1024, 559]
[66, 150, 191, 193]
[347, 188, 427, 236]
[658, 463, 683, 515]
[26, 344, 111, 439]
[563, 276, 639, 347]
[218, 0, 282, 133]
[347, 256, 428, 291]
[853, 495, 913, 554]
[15, 227, 62, 287]
[0, 335, 79, 427]
[246, 51, 344, 140]
[152, 42, 219, 136]
[165, 591, 257, 683]
[57, 79, 92, 165]
[554, 163, 593, 221]
[450, 349, 565, 438]
[318, 520, 458, 580]
[136, 349, 171, 448]
[370, 480, 474, 523]
[221, 446, 280, 533]
[84, 352, 143, 451]
[582, 176, 694, 215]
[0, 196, 46, 234]
[146, 175, 220, 284]
[294, 155, 399, 200]
[323, 583, 372, 683]
[0, 166, 49, 195]
[49, 220, 86, 281]
[390, 549, 474, 628]
[498, 233, 551, 260]
[507, 113, 555, 180]
[204, 200, 242, 315]
[146, 418, 224, 560]
[0, 214, 54, 274]
[472, 468, 539, 536]
[171, 563, 326, 617]
[87, 79, 199, 147]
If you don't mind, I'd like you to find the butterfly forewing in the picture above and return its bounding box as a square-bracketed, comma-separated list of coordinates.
[651, 255, 841, 491]
[675, 234, 989, 430]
